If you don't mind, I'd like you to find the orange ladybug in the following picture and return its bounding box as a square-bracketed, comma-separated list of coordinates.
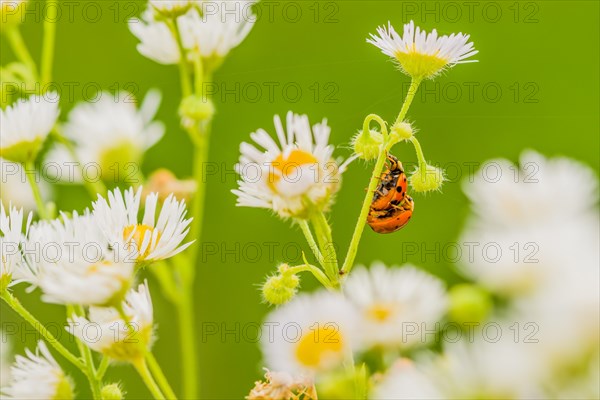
[367, 195, 414, 234]
[370, 154, 408, 211]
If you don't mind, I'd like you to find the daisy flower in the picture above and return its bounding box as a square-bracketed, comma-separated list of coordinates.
[0, 341, 74, 400]
[129, 1, 256, 69]
[92, 187, 193, 263]
[68, 282, 155, 362]
[0, 93, 59, 163]
[367, 20, 477, 79]
[0, 204, 31, 289]
[261, 291, 358, 375]
[45, 90, 164, 183]
[343, 263, 448, 348]
[17, 212, 135, 306]
[1, 158, 51, 212]
[233, 112, 346, 219]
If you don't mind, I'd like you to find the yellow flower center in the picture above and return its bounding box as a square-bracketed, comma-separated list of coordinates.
[294, 325, 344, 368]
[395, 50, 448, 79]
[123, 224, 160, 259]
[367, 303, 394, 322]
[268, 149, 318, 192]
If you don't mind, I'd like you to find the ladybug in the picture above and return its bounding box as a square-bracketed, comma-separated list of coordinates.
[367, 195, 414, 234]
[370, 153, 408, 211]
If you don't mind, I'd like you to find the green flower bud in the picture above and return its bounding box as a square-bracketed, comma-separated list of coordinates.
[448, 284, 493, 325]
[410, 164, 445, 192]
[390, 121, 414, 142]
[179, 95, 215, 127]
[101, 384, 124, 400]
[261, 264, 300, 306]
[352, 129, 383, 160]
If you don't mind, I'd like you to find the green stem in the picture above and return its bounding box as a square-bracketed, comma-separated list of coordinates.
[340, 148, 388, 276]
[24, 161, 49, 219]
[134, 359, 166, 400]
[297, 219, 325, 268]
[96, 356, 110, 380]
[393, 77, 422, 126]
[146, 352, 178, 400]
[5, 27, 38, 79]
[409, 136, 428, 170]
[310, 212, 339, 284]
[151, 260, 181, 304]
[73, 305, 102, 400]
[0, 292, 85, 370]
[167, 18, 192, 97]
[41, 0, 57, 86]
[177, 287, 198, 399]
[287, 263, 332, 290]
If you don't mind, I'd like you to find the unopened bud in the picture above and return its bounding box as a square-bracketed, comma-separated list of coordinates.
[261, 264, 300, 306]
[448, 284, 492, 325]
[352, 129, 383, 161]
[390, 121, 414, 142]
[101, 383, 124, 400]
[410, 164, 445, 193]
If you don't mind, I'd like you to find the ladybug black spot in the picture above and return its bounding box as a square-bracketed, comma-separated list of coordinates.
[397, 186, 403, 193]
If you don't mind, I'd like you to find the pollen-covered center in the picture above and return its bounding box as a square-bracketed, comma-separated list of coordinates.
[267, 149, 318, 192]
[367, 303, 394, 322]
[395, 50, 448, 79]
[123, 224, 160, 259]
[294, 325, 344, 368]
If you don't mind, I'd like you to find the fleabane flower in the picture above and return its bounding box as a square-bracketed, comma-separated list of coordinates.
[368, 20, 477, 79]
[0, 93, 59, 163]
[0, 341, 74, 400]
[129, 1, 256, 70]
[45, 90, 164, 183]
[0, 331, 11, 386]
[17, 213, 135, 306]
[0, 203, 31, 290]
[68, 282, 155, 362]
[261, 291, 358, 375]
[371, 359, 442, 400]
[92, 187, 193, 263]
[233, 112, 345, 219]
[343, 263, 447, 348]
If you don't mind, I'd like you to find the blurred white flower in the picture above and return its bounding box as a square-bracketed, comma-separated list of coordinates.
[0, 93, 59, 163]
[371, 359, 442, 400]
[0, 331, 11, 387]
[426, 334, 545, 399]
[0, 341, 74, 399]
[0, 203, 31, 288]
[368, 20, 477, 79]
[92, 187, 193, 263]
[0, 159, 51, 213]
[463, 151, 598, 231]
[17, 212, 135, 306]
[68, 282, 154, 362]
[233, 112, 346, 219]
[344, 263, 447, 348]
[129, 1, 256, 67]
[45, 90, 164, 183]
[261, 291, 358, 375]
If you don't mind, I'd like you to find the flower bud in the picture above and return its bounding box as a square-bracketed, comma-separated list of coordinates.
[144, 169, 197, 203]
[410, 164, 445, 192]
[352, 129, 383, 160]
[261, 264, 300, 306]
[101, 384, 124, 400]
[448, 284, 492, 325]
[390, 121, 414, 142]
[179, 95, 215, 128]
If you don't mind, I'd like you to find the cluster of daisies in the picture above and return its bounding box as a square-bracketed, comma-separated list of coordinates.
[0, 186, 192, 398]
[245, 151, 599, 400]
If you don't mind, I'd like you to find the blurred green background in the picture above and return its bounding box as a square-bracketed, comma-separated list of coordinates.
[1, 0, 599, 398]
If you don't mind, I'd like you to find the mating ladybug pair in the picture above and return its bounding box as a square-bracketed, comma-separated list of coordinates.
[367, 153, 414, 234]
